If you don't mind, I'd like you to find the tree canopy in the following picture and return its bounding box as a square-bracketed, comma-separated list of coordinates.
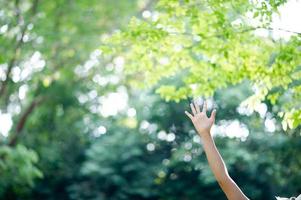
[102, 0, 301, 130]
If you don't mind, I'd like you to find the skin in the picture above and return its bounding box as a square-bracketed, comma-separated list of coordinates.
[185, 100, 249, 200]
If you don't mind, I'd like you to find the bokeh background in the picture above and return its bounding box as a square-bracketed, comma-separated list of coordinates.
[0, 0, 301, 199]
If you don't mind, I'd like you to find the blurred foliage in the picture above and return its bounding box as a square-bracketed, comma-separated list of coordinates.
[102, 0, 301, 130]
[66, 85, 301, 200]
[0, 145, 42, 197]
[0, 0, 300, 200]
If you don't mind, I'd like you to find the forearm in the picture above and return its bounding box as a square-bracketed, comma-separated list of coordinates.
[201, 132, 228, 182]
[200, 131, 249, 200]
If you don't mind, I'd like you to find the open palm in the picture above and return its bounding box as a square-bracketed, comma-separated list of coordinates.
[185, 100, 216, 136]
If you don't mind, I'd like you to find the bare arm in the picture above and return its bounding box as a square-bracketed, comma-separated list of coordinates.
[185, 100, 249, 200]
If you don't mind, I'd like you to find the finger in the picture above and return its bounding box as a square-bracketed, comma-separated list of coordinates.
[210, 109, 216, 121]
[194, 100, 201, 113]
[190, 103, 197, 115]
[185, 111, 193, 120]
[202, 100, 207, 113]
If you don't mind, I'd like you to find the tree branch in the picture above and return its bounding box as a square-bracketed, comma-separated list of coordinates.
[0, 27, 26, 98]
[168, 26, 301, 38]
[8, 96, 44, 146]
[0, 0, 40, 99]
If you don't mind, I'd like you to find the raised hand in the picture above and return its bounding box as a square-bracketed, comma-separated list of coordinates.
[185, 100, 216, 137]
[185, 100, 249, 200]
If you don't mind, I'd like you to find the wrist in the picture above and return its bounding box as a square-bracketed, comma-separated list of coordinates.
[197, 130, 212, 138]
